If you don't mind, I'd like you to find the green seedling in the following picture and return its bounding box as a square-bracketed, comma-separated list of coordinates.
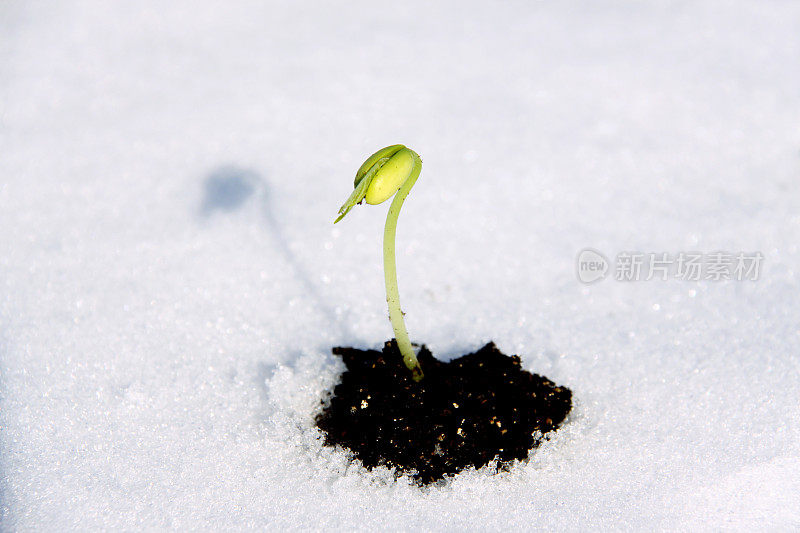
[335, 144, 424, 381]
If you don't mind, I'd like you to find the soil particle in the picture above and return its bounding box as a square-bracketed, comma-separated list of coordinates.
[316, 340, 572, 484]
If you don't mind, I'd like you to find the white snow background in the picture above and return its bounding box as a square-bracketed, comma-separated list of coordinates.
[2, 1, 800, 530]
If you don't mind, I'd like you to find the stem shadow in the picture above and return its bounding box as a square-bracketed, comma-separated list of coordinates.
[199, 165, 354, 340]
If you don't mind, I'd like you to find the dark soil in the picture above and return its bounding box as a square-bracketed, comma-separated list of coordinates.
[315, 340, 572, 484]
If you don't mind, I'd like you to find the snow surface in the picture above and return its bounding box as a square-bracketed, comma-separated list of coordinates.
[2, 1, 800, 530]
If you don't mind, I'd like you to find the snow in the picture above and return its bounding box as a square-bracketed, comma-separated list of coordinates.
[2, 0, 800, 529]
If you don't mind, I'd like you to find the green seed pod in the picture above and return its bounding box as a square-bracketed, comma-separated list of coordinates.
[365, 148, 417, 205]
[336, 144, 421, 223]
[354, 144, 405, 187]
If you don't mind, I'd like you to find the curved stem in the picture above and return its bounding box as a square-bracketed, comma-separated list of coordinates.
[383, 158, 423, 381]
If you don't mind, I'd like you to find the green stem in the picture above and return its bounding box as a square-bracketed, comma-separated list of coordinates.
[383, 157, 423, 381]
